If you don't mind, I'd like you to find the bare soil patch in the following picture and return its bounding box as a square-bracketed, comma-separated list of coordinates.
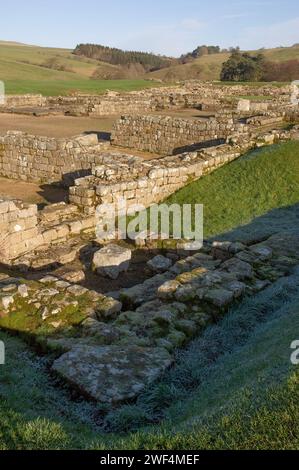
[0, 113, 116, 138]
[0, 177, 67, 206]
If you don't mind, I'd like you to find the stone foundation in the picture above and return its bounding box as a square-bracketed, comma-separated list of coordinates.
[111, 114, 248, 155]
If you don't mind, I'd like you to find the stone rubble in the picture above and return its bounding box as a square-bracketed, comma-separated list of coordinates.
[1, 228, 298, 403]
[0, 81, 298, 405]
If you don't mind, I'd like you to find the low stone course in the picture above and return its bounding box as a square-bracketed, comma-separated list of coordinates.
[0, 94, 46, 109]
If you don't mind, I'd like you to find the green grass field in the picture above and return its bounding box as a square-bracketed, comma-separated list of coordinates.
[1, 142, 299, 449]
[3, 79, 161, 96]
[0, 42, 163, 95]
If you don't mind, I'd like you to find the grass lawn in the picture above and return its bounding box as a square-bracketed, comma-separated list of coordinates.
[4, 79, 162, 96]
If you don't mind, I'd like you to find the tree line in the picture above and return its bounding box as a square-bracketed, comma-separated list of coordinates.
[73, 44, 172, 72]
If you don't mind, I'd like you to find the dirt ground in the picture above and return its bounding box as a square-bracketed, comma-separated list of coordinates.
[0, 177, 68, 206]
[0, 113, 117, 138]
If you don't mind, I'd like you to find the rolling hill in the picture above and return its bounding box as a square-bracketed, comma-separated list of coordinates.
[0, 41, 159, 95]
[0, 40, 299, 95]
[149, 44, 299, 81]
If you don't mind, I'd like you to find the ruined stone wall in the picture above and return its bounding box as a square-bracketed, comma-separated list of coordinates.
[0, 94, 46, 108]
[0, 127, 293, 263]
[69, 146, 243, 216]
[1, 83, 292, 117]
[69, 127, 292, 216]
[0, 199, 97, 263]
[46, 89, 207, 116]
[0, 132, 110, 185]
[111, 114, 247, 154]
[0, 199, 41, 262]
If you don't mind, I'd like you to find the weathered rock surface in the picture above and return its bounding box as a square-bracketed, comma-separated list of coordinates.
[147, 255, 172, 273]
[52, 345, 172, 403]
[93, 244, 132, 279]
[120, 272, 174, 307]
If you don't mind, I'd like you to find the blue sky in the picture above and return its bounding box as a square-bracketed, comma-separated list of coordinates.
[0, 0, 298, 56]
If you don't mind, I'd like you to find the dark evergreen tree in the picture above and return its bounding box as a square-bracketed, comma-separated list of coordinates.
[221, 51, 265, 81]
[73, 44, 172, 71]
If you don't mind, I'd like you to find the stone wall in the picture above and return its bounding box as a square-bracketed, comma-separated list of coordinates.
[1, 83, 293, 118]
[70, 127, 291, 216]
[0, 199, 41, 262]
[0, 127, 294, 263]
[111, 114, 247, 155]
[69, 128, 298, 215]
[69, 146, 243, 216]
[0, 199, 97, 264]
[46, 84, 256, 117]
[45, 88, 210, 117]
[0, 131, 110, 185]
[237, 99, 270, 113]
[0, 94, 46, 108]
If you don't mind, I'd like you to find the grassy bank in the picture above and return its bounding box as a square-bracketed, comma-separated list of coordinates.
[165, 141, 299, 239]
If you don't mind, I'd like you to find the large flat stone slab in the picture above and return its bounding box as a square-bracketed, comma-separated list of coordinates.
[52, 345, 172, 403]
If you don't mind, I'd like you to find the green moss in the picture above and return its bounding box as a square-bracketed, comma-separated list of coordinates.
[0, 292, 93, 341]
[0, 299, 41, 333]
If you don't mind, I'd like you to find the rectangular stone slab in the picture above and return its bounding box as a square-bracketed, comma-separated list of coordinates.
[52, 345, 173, 403]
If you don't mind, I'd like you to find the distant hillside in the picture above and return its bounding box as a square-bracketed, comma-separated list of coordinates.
[0, 42, 103, 80]
[149, 44, 299, 81]
[0, 40, 33, 47]
[73, 42, 299, 81]
[0, 42, 163, 95]
[73, 43, 172, 73]
[0, 40, 299, 91]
